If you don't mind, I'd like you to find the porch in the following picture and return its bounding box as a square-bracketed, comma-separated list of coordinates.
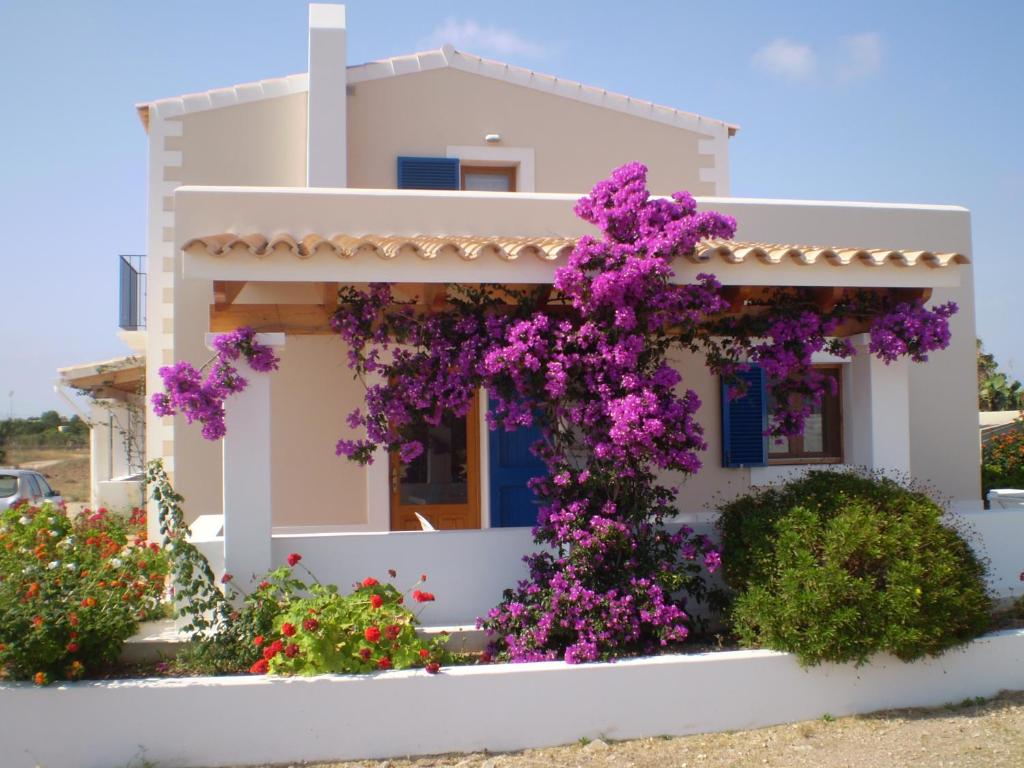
[164, 186, 983, 619]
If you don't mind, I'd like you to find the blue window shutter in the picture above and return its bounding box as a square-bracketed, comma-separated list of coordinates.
[397, 156, 460, 190]
[721, 366, 768, 468]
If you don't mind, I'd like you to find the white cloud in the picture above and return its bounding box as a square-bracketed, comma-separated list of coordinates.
[424, 18, 545, 59]
[751, 38, 817, 82]
[838, 33, 883, 83]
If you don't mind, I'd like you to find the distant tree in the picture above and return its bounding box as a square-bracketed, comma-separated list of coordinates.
[38, 410, 62, 429]
[978, 338, 1024, 411]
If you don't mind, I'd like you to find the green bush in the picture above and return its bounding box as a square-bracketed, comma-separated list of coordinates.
[0, 503, 168, 683]
[717, 470, 991, 666]
[982, 423, 1024, 498]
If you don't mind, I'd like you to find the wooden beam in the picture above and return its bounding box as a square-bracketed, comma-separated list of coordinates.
[213, 281, 247, 308]
[210, 304, 334, 334]
[321, 282, 340, 310]
[810, 287, 845, 313]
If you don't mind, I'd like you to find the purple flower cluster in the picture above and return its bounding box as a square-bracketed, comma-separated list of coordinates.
[869, 300, 957, 363]
[151, 327, 279, 440]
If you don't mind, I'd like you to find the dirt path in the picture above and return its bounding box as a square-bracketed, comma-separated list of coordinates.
[220, 690, 1024, 768]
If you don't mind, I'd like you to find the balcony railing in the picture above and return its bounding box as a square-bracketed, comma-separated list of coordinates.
[118, 255, 147, 331]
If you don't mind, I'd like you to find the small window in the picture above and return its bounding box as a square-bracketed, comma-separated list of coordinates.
[767, 365, 843, 464]
[25, 474, 42, 498]
[461, 165, 516, 192]
[34, 474, 53, 496]
[0, 475, 17, 497]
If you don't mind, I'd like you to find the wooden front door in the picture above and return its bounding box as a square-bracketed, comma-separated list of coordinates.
[390, 393, 481, 530]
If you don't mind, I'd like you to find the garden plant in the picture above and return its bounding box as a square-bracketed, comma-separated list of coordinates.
[717, 470, 991, 666]
[149, 460, 449, 676]
[0, 502, 168, 683]
[157, 163, 959, 665]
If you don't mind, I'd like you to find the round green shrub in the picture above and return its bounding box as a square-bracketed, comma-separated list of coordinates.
[716, 470, 991, 666]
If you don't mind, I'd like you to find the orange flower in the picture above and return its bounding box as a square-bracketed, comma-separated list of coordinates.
[81, 596, 97, 608]
[31, 615, 43, 628]
[33, 672, 46, 686]
[26, 582, 39, 598]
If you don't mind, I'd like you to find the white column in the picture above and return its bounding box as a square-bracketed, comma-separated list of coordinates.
[307, 4, 347, 188]
[848, 334, 911, 475]
[207, 333, 285, 586]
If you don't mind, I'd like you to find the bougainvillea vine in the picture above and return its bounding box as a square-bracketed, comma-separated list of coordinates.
[152, 327, 279, 440]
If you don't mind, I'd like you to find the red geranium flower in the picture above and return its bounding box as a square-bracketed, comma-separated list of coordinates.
[258, 581, 271, 590]
[412, 590, 435, 603]
[263, 640, 283, 660]
[387, 568, 397, 578]
[285, 643, 300, 658]
[287, 552, 302, 567]
[66, 642, 79, 653]
[302, 617, 320, 632]
[359, 648, 372, 660]
[220, 573, 233, 584]
[384, 624, 400, 640]
[480, 651, 493, 664]
[253, 635, 264, 647]
[377, 656, 392, 670]
[425, 662, 440, 674]
[418, 648, 430, 659]
[364, 626, 381, 643]
[249, 659, 269, 675]
[281, 622, 296, 637]
[370, 594, 384, 610]
[362, 577, 379, 588]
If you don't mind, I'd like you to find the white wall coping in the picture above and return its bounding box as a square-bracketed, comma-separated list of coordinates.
[2, 629, 1021, 768]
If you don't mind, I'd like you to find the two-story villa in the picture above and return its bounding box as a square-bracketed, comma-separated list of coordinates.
[62, 4, 1012, 626]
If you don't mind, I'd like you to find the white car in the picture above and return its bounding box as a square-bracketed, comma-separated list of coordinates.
[0, 468, 64, 511]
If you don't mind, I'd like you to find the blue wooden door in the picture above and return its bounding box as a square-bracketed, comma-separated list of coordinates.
[488, 404, 546, 527]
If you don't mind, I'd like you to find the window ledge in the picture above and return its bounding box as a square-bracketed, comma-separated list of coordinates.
[750, 463, 848, 487]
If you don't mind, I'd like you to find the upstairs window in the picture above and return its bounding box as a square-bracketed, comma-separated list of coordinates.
[397, 157, 518, 192]
[461, 165, 516, 192]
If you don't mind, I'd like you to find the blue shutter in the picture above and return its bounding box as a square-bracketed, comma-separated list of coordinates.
[721, 366, 768, 468]
[397, 156, 460, 190]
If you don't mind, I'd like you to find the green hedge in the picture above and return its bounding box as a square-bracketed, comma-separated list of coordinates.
[717, 470, 991, 666]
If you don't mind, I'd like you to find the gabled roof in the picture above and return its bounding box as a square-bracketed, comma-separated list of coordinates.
[136, 44, 738, 138]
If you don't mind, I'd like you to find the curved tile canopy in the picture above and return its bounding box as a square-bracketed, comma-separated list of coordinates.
[183, 233, 968, 269]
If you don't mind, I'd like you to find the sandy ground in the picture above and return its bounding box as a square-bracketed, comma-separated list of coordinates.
[212, 690, 1024, 768]
[6, 447, 90, 502]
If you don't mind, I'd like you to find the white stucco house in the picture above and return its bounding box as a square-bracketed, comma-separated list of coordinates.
[115, 4, 1015, 624]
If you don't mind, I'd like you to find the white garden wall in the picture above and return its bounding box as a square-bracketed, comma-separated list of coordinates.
[3, 629, 1022, 768]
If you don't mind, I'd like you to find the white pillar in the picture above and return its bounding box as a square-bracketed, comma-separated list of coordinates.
[307, 4, 347, 188]
[207, 333, 285, 586]
[848, 334, 911, 475]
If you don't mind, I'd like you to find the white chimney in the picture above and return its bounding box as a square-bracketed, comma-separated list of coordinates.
[307, 4, 347, 187]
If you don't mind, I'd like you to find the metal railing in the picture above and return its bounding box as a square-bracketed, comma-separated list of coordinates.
[118, 255, 147, 330]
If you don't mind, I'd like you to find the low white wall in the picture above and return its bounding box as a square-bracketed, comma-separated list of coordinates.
[3, 629, 1021, 768]
[955, 506, 1024, 600]
[270, 527, 536, 626]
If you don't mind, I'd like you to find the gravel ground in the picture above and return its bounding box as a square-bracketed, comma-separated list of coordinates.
[219, 690, 1024, 768]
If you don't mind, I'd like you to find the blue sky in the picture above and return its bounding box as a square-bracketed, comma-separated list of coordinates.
[0, 0, 1020, 416]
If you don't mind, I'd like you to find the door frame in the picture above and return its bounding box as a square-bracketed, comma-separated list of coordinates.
[389, 392, 482, 531]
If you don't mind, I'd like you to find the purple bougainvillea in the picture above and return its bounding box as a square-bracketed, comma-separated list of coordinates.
[152, 327, 279, 440]
[156, 163, 957, 664]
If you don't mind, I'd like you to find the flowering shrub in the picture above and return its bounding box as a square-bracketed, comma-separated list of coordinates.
[0, 503, 168, 683]
[256, 573, 448, 676]
[148, 461, 447, 675]
[717, 471, 991, 666]
[151, 327, 279, 440]
[982, 422, 1024, 497]
[159, 163, 959, 664]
